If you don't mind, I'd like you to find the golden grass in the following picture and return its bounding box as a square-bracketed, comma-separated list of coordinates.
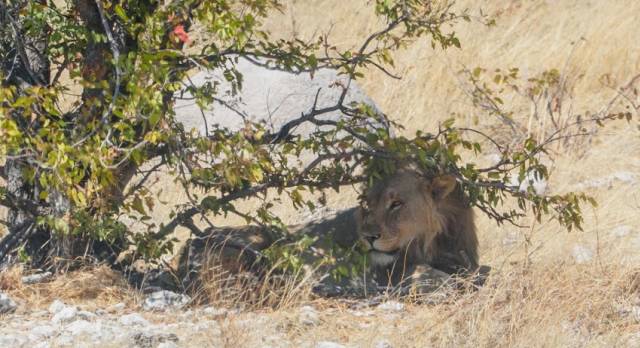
[0, 265, 138, 310]
[1, 1, 639, 346]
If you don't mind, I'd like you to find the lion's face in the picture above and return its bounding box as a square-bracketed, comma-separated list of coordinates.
[355, 170, 457, 267]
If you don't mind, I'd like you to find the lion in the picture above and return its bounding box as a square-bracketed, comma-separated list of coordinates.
[355, 168, 480, 288]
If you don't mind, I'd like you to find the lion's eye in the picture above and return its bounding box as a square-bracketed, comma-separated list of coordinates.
[389, 200, 403, 211]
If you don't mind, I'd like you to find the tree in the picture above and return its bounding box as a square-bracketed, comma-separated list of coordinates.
[0, 0, 607, 271]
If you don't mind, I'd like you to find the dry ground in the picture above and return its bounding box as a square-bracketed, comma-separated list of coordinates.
[2, 1, 640, 347]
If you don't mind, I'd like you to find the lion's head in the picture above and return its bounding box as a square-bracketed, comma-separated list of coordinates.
[355, 169, 478, 275]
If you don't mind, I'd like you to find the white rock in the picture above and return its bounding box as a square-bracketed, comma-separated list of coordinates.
[298, 305, 320, 326]
[52, 306, 78, 323]
[0, 292, 17, 314]
[77, 310, 97, 320]
[119, 313, 149, 326]
[107, 302, 126, 312]
[56, 334, 74, 346]
[0, 335, 25, 346]
[30, 324, 57, 339]
[377, 300, 405, 312]
[143, 290, 191, 311]
[48, 300, 66, 314]
[33, 342, 51, 348]
[612, 225, 633, 238]
[375, 341, 393, 348]
[158, 342, 179, 348]
[21, 272, 53, 284]
[202, 306, 228, 316]
[316, 342, 346, 348]
[572, 245, 594, 264]
[65, 319, 98, 336]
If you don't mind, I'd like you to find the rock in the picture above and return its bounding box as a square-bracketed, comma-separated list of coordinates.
[33, 342, 51, 348]
[30, 324, 57, 339]
[77, 310, 97, 320]
[0, 292, 17, 314]
[65, 319, 98, 336]
[316, 341, 346, 348]
[51, 306, 78, 323]
[131, 331, 179, 348]
[612, 225, 632, 238]
[174, 57, 384, 138]
[375, 340, 393, 348]
[202, 306, 228, 317]
[48, 300, 66, 314]
[107, 302, 126, 312]
[298, 305, 320, 326]
[143, 290, 191, 311]
[572, 245, 594, 264]
[157, 342, 179, 348]
[377, 300, 405, 312]
[0, 335, 25, 346]
[119, 313, 150, 326]
[21, 271, 53, 284]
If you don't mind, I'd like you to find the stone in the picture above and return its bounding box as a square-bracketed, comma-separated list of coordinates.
[107, 302, 126, 312]
[202, 306, 228, 317]
[51, 306, 78, 324]
[0, 292, 17, 314]
[78, 310, 97, 320]
[119, 313, 150, 326]
[174, 57, 384, 138]
[65, 319, 98, 336]
[316, 341, 346, 348]
[143, 290, 191, 311]
[375, 340, 393, 348]
[30, 324, 57, 339]
[612, 225, 632, 238]
[0, 335, 25, 346]
[131, 331, 179, 348]
[48, 300, 66, 314]
[21, 271, 53, 284]
[377, 300, 405, 312]
[298, 305, 320, 326]
[572, 245, 594, 264]
[157, 342, 180, 348]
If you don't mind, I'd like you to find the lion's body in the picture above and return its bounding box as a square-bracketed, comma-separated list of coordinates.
[355, 170, 479, 283]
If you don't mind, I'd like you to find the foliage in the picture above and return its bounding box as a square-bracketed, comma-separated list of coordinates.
[0, 0, 631, 270]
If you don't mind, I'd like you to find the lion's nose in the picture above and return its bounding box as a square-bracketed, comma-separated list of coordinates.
[364, 235, 380, 245]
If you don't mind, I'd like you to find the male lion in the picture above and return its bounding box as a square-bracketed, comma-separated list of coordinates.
[355, 168, 479, 288]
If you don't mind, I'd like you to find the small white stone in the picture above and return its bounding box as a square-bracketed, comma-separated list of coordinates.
[316, 341, 346, 348]
[21, 271, 53, 284]
[30, 324, 57, 339]
[65, 319, 98, 336]
[33, 342, 51, 348]
[0, 292, 17, 314]
[572, 245, 594, 264]
[298, 305, 320, 326]
[119, 313, 149, 326]
[77, 310, 97, 320]
[107, 302, 126, 312]
[375, 340, 393, 348]
[52, 306, 78, 324]
[612, 225, 633, 238]
[143, 290, 191, 311]
[202, 306, 227, 316]
[158, 342, 179, 348]
[48, 300, 66, 314]
[377, 300, 404, 312]
[0, 335, 25, 346]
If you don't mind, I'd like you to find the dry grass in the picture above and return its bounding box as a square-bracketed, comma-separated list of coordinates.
[2, 1, 640, 346]
[0, 265, 138, 311]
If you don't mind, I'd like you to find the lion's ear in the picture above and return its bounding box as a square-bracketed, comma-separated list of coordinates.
[430, 175, 457, 200]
